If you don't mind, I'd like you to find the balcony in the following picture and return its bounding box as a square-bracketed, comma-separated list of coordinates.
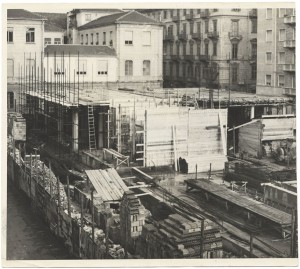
[249, 9, 257, 18]
[283, 40, 295, 48]
[171, 55, 180, 61]
[228, 31, 243, 41]
[192, 32, 203, 41]
[183, 55, 194, 62]
[284, 15, 296, 25]
[172, 16, 180, 22]
[283, 64, 295, 72]
[185, 13, 193, 20]
[178, 33, 188, 41]
[196, 55, 210, 61]
[200, 10, 210, 18]
[163, 34, 175, 42]
[207, 31, 219, 39]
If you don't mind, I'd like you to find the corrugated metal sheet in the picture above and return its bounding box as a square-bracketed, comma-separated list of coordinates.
[85, 168, 129, 202]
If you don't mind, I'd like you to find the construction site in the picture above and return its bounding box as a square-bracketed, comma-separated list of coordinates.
[8, 50, 297, 259]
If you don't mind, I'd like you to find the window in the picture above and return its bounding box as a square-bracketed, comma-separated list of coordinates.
[232, 9, 241, 12]
[266, 75, 272, 86]
[7, 59, 14, 78]
[205, 42, 209, 56]
[85, 14, 91, 21]
[231, 20, 239, 35]
[212, 9, 218, 12]
[54, 38, 61, 45]
[125, 31, 133, 45]
[90, 33, 93, 45]
[7, 27, 13, 43]
[26, 28, 35, 43]
[86, 34, 88, 45]
[278, 75, 285, 87]
[197, 43, 201, 55]
[182, 43, 186, 55]
[232, 43, 238, 59]
[182, 23, 187, 34]
[164, 10, 167, 19]
[103, 32, 106, 45]
[266, 30, 272, 42]
[143, 60, 150, 76]
[197, 22, 201, 34]
[213, 42, 217, 56]
[266, 52, 272, 64]
[251, 19, 257, 33]
[187, 65, 192, 77]
[251, 43, 257, 58]
[231, 64, 238, 83]
[183, 9, 186, 16]
[213, 20, 218, 32]
[97, 60, 108, 75]
[81, 34, 83, 44]
[205, 20, 209, 33]
[168, 25, 173, 35]
[279, 29, 286, 41]
[251, 64, 257, 80]
[197, 9, 201, 14]
[142, 31, 151, 46]
[176, 62, 179, 76]
[190, 22, 194, 34]
[110, 31, 113, 46]
[170, 62, 173, 77]
[7, 92, 14, 110]
[190, 43, 193, 55]
[96, 33, 99, 45]
[176, 43, 180, 55]
[170, 43, 173, 54]
[44, 38, 51, 45]
[182, 62, 186, 77]
[278, 52, 285, 64]
[279, 8, 286, 18]
[125, 60, 133, 76]
[266, 9, 272, 19]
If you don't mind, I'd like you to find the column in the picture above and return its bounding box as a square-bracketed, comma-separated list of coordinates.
[72, 109, 79, 152]
[250, 106, 255, 119]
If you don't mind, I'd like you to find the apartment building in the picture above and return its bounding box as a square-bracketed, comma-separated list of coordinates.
[44, 23, 65, 47]
[256, 8, 296, 96]
[76, 10, 163, 90]
[7, 9, 45, 111]
[140, 9, 258, 92]
[67, 9, 124, 44]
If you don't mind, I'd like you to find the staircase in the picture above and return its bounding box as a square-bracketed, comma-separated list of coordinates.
[88, 105, 96, 150]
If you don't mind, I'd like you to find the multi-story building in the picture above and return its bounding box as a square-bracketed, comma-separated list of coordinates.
[44, 23, 65, 47]
[67, 9, 124, 44]
[75, 10, 163, 90]
[140, 9, 258, 92]
[256, 8, 296, 96]
[7, 9, 45, 111]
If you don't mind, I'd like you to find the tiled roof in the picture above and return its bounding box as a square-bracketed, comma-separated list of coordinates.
[71, 8, 124, 14]
[78, 10, 161, 30]
[45, 23, 64, 32]
[44, 45, 116, 57]
[35, 12, 67, 30]
[7, 9, 45, 20]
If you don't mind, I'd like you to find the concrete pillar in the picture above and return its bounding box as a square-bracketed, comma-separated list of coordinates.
[282, 105, 287, 115]
[98, 113, 104, 148]
[250, 106, 255, 119]
[72, 110, 79, 152]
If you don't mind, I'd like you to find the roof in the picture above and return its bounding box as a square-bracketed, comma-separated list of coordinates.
[34, 12, 67, 30]
[85, 168, 129, 202]
[44, 45, 116, 57]
[7, 9, 45, 20]
[45, 23, 64, 32]
[78, 10, 161, 30]
[70, 9, 123, 15]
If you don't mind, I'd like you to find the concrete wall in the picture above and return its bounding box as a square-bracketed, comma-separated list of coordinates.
[44, 54, 118, 82]
[7, 19, 44, 84]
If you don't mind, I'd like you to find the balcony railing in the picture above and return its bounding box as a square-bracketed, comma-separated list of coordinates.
[283, 40, 295, 48]
[249, 9, 257, 18]
[183, 55, 194, 61]
[284, 15, 296, 24]
[228, 31, 243, 40]
[163, 34, 175, 42]
[185, 13, 193, 20]
[196, 55, 210, 61]
[172, 16, 180, 22]
[283, 64, 295, 72]
[192, 32, 203, 40]
[207, 31, 219, 39]
[200, 10, 210, 18]
[178, 33, 188, 41]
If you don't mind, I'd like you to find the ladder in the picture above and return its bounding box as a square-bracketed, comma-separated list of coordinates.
[88, 105, 96, 150]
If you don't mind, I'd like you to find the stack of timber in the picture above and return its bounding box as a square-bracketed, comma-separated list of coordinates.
[138, 214, 222, 258]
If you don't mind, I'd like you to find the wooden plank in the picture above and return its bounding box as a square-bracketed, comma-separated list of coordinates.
[99, 170, 119, 201]
[109, 168, 129, 192]
[85, 170, 111, 201]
